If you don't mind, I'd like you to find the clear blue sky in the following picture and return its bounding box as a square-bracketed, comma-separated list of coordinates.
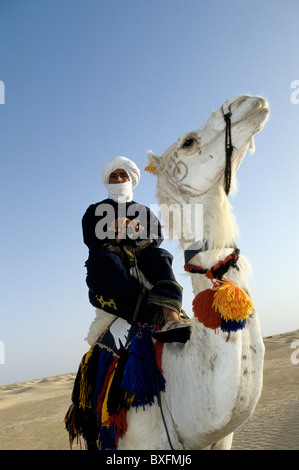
[0, 0, 298, 385]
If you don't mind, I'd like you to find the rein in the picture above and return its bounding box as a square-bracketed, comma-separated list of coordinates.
[184, 248, 240, 281]
[223, 111, 234, 195]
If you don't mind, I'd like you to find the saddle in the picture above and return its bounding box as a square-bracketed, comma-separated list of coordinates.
[65, 318, 165, 450]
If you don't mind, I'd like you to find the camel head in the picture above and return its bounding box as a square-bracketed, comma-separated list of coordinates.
[146, 95, 269, 202]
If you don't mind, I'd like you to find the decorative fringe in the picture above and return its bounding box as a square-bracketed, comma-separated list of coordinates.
[186, 248, 252, 338]
[192, 289, 222, 330]
[184, 248, 240, 279]
[98, 424, 117, 450]
[64, 404, 79, 447]
[193, 280, 253, 335]
[101, 366, 118, 426]
[107, 349, 130, 415]
[144, 161, 156, 174]
[121, 325, 165, 409]
[96, 360, 128, 450]
[65, 324, 166, 450]
[154, 335, 164, 374]
[92, 350, 115, 408]
[220, 318, 247, 334]
[78, 346, 94, 409]
[107, 407, 128, 445]
[96, 357, 118, 423]
[64, 404, 99, 449]
[77, 345, 101, 410]
[105, 350, 130, 444]
[212, 280, 253, 322]
[121, 335, 146, 406]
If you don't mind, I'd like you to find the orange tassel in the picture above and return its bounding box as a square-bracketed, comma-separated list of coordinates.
[212, 280, 253, 322]
[154, 326, 164, 374]
[192, 289, 222, 330]
[96, 357, 118, 423]
[109, 407, 128, 443]
[144, 161, 156, 174]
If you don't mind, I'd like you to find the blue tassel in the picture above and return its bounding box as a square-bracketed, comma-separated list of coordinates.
[92, 350, 114, 408]
[121, 333, 147, 406]
[98, 421, 117, 450]
[221, 318, 246, 334]
[121, 325, 165, 409]
[141, 327, 166, 395]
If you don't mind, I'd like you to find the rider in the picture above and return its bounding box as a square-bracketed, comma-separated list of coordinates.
[82, 156, 190, 343]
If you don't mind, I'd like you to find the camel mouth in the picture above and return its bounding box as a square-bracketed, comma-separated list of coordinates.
[230, 97, 269, 127]
[249, 100, 270, 133]
[253, 96, 269, 108]
[249, 98, 269, 117]
[257, 97, 269, 109]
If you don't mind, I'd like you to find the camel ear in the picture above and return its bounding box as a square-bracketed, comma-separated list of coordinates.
[144, 150, 161, 175]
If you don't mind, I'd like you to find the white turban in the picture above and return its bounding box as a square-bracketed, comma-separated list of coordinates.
[101, 156, 141, 202]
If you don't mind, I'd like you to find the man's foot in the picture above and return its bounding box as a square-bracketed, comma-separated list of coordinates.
[152, 320, 191, 344]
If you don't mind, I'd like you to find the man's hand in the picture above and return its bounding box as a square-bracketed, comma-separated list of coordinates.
[108, 217, 145, 243]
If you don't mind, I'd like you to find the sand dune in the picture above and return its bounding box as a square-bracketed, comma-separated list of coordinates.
[1, 330, 298, 450]
[0, 373, 75, 450]
[232, 329, 299, 450]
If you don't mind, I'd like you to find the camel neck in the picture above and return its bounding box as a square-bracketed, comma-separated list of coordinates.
[198, 188, 238, 251]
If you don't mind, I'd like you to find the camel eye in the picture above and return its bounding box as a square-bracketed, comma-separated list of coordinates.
[182, 138, 195, 148]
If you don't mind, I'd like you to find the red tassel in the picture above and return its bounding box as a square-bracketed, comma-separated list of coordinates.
[109, 407, 128, 443]
[192, 289, 222, 330]
[154, 325, 164, 374]
[96, 357, 118, 423]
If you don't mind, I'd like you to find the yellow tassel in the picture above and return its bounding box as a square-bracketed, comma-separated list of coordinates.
[101, 363, 118, 427]
[212, 280, 253, 322]
[144, 161, 156, 174]
[78, 345, 94, 409]
[124, 392, 135, 408]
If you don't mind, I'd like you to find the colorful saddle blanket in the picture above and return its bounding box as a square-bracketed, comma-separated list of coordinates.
[65, 320, 165, 450]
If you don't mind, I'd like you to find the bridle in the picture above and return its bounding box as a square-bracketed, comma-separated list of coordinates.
[166, 107, 235, 199]
[183, 109, 236, 262]
[223, 107, 235, 195]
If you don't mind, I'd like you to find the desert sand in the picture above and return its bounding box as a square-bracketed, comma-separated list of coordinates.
[1, 330, 298, 450]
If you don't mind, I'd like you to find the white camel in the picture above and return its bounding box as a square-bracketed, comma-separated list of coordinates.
[85, 94, 269, 450]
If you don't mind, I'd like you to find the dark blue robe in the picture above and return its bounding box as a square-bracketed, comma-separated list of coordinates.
[82, 199, 182, 325]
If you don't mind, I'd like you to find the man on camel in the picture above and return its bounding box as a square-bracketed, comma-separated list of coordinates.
[82, 156, 190, 343]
